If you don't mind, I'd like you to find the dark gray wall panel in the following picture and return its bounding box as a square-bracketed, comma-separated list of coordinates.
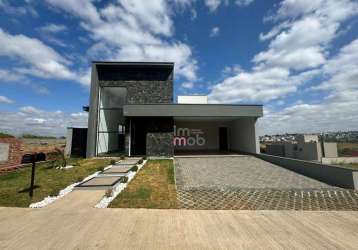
[86, 65, 99, 157]
[146, 132, 174, 156]
[124, 104, 263, 117]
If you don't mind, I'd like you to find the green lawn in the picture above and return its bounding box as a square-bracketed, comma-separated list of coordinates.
[109, 159, 178, 209]
[0, 158, 111, 207]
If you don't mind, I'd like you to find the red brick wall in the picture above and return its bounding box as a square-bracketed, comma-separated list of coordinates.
[0, 138, 24, 173]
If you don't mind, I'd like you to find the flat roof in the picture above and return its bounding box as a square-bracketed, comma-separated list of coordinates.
[93, 61, 174, 67]
[123, 104, 263, 117]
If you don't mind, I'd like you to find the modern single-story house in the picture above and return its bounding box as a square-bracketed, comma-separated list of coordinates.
[86, 62, 263, 157]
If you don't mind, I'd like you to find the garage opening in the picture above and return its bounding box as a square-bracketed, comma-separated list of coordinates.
[174, 117, 258, 155]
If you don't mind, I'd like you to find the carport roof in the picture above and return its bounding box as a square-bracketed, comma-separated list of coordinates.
[123, 104, 263, 117]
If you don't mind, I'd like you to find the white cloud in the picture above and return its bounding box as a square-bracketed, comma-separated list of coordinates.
[0, 28, 75, 80]
[204, 0, 253, 11]
[43, 36, 68, 47]
[204, 0, 223, 12]
[256, 0, 358, 71]
[208, 0, 358, 135]
[38, 24, 67, 33]
[0, 95, 14, 104]
[316, 39, 358, 92]
[210, 26, 220, 37]
[46, 0, 199, 82]
[0, 107, 88, 136]
[209, 0, 358, 104]
[46, 0, 101, 24]
[258, 38, 358, 135]
[33, 85, 51, 95]
[0, 69, 23, 81]
[0, 0, 38, 17]
[235, 0, 254, 6]
[0, 28, 92, 86]
[181, 82, 194, 89]
[209, 67, 294, 103]
[222, 64, 242, 75]
[71, 112, 88, 118]
[19, 106, 43, 114]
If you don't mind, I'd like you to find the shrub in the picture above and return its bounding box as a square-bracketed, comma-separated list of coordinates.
[21, 133, 56, 139]
[143, 156, 147, 160]
[54, 148, 66, 168]
[110, 159, 116, 165]
[46, 160, 58, 169]
[121, 176, 128, 183]
[97, 166, 105, 172]
[73, 162, 80, 167]
[76, 177, 83, 182]
[49, 190, 59, 197]
[105, 189, 113, 198]
[120, 155, 125, 160]
[138, 159, 143, 164]
[130, 165, 138, 172]
[0, 132, 14, 138]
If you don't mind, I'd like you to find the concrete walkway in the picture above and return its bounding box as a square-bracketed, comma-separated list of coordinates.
[46, 190, 105, 210]
[0, 207, 357, 249]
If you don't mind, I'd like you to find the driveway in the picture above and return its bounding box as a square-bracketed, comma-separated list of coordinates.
[174, 156, 358, 210]
[1, 207, 358, 249]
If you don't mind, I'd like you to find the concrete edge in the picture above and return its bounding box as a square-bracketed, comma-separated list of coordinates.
[256, 153, 358, 190]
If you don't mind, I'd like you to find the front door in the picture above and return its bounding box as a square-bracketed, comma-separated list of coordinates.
[131, 120, 146, 155]
[219, 127, 228, 151]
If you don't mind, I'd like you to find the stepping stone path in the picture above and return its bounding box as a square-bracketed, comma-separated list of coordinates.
[75, 157, 142, 190]
[102, 166, 132, 175]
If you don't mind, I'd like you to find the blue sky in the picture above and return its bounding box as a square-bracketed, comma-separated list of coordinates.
[0, 0, 357, 136]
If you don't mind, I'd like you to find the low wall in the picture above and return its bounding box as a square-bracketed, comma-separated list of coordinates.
[0, 137, 24, 172]
[256, 153, 358, 189]
[322, 157, 358, 165]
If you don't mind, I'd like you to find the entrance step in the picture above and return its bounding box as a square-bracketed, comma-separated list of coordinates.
[102, 166, 132, 175]
[75, 176, 123, 190]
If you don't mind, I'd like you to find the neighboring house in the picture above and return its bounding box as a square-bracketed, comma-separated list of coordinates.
[65, 127, 87, 157]
[86, 62, 263, 157]
[266, 134, 338, 162]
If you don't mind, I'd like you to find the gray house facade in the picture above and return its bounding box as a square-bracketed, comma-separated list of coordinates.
[86, 62, 263, 157]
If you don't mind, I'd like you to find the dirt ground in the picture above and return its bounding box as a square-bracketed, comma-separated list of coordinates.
[21, 138, 66, 152]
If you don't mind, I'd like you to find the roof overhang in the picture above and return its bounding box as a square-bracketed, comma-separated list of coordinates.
[123, 104, 263, 118]
[93, 61, 174, 68]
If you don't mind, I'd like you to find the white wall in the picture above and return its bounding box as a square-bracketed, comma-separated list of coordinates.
[0, 143, 9, 162]
[174, 118, 259, 154]
[177, 95, 208, 104]
[229, 117, 258, 154]
[322, 157, 358, 164]
[324, 142, 338, 157]
[174, 120, 229, 151]
[64, 128, 73, 156]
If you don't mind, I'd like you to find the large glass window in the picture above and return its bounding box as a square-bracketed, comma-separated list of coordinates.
[97, 87, 127, 155]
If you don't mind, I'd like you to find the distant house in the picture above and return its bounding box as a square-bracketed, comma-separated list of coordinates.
[85, 62, 263, 157]
[266, 134, 338, 162]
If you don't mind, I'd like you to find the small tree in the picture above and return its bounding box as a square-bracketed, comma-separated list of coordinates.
[54, 148, 66, 168]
